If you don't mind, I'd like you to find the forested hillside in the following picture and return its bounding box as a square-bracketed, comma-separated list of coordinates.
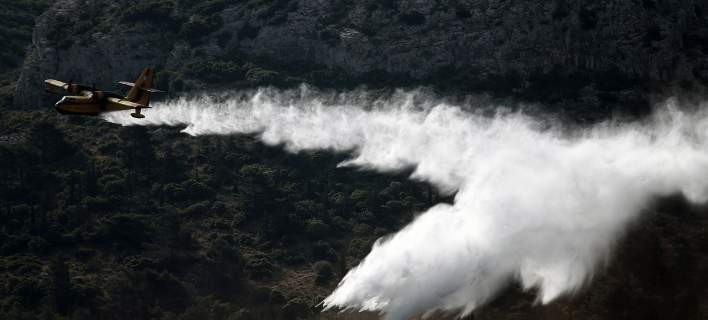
[0, 0, 48, 107]
[14, 0, 708, 120]
[2, 1, 708, 320]
[1, 109, 437, 319]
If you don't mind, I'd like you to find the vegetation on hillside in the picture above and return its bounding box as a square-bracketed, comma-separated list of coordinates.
[0, 0, 49, 107]
[2, 1, 708, 320]
[0, 0, 48, 72]
[2, 109, 708, 319]
[0, 109, 436, 319]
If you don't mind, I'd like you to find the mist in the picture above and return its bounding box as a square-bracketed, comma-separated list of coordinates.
[105, 87, 708, 319]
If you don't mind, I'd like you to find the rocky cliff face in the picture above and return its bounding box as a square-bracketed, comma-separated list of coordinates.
[14, 0, 708, 116]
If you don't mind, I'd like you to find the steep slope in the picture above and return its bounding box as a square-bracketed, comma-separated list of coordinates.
[0, 0, 49, 107]
[14, 0, 708, 118]
[3, 1, 708, 320]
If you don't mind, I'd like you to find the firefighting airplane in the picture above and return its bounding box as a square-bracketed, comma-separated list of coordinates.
[44, 67, 164, 119]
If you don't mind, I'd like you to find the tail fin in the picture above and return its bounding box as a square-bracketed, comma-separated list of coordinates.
[122, 67, 160, 107]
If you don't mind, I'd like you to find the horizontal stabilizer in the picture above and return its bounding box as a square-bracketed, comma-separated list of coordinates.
[118, 81, 165, 93]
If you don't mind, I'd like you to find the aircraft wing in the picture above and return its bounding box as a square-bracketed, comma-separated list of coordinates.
[106, 97, 150, 109]
[44, 79, 67, 94]
[117, 81, 166, 93]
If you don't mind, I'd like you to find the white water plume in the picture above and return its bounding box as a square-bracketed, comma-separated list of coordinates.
[106, 87, 708, 319]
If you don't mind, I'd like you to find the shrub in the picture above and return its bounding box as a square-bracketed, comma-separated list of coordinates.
[313, 261, 334, 285]
[1, 234, 29, 255]
[455, 6, 471, 19]
[163, 183, 187, 200]
[245, 254, 275, 280]
[238, 24, 261, 40]
[228, 309, 253, 320]
[194, 0, 236, 15]
[380, 0, 398, 10]
[29, 121, 73, 161]
[399, 11, 426, 26]
[181, 179, 215, 200]
[239, 163, 276, 183]
[379, 181, 403, 199]
[353, 223, 372, 235]
[180, 201, 209, 215]
[305, 219, 331, 239]
[312, 240, 338, 261]
[383, 200, 404, 212]
[82, 196, 111, 211]
[329, 192, 347, 206]
[184, 60, 245, 82]
[102, 179, 125, 194]
[231, 210, 248, 227]
[350, 189, 369, 201]
[121, 0, 176, 25]
[348, 238, 372, 259]
[319, 28, 339, 46]
[274, 249, 306, 265]
[14, 277, 46, 308]
[281, 298, 311, 319]
[245, 67, 280, 84]
[256, 0, 291, 20]
[98, 174, 123, 192]
[353, 210, 374, 223]
[211, 201, 226, 213]
[27, 236, 47, 253]
[95, 214, 152, 246]
[180, 14, 223, 39]
[294, 200, 324, 217]
[207, 236, 242, 262]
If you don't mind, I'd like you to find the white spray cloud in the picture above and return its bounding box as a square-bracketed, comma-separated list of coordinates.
[105, 87, 708, 319]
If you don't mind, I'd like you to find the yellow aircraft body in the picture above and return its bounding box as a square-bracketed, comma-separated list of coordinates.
[45, 67, 164, 119]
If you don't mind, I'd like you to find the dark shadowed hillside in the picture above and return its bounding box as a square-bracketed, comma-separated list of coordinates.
[0, 0, 49, 107]
[13, 0, 708, 119]
[2, 1, 708, 320]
